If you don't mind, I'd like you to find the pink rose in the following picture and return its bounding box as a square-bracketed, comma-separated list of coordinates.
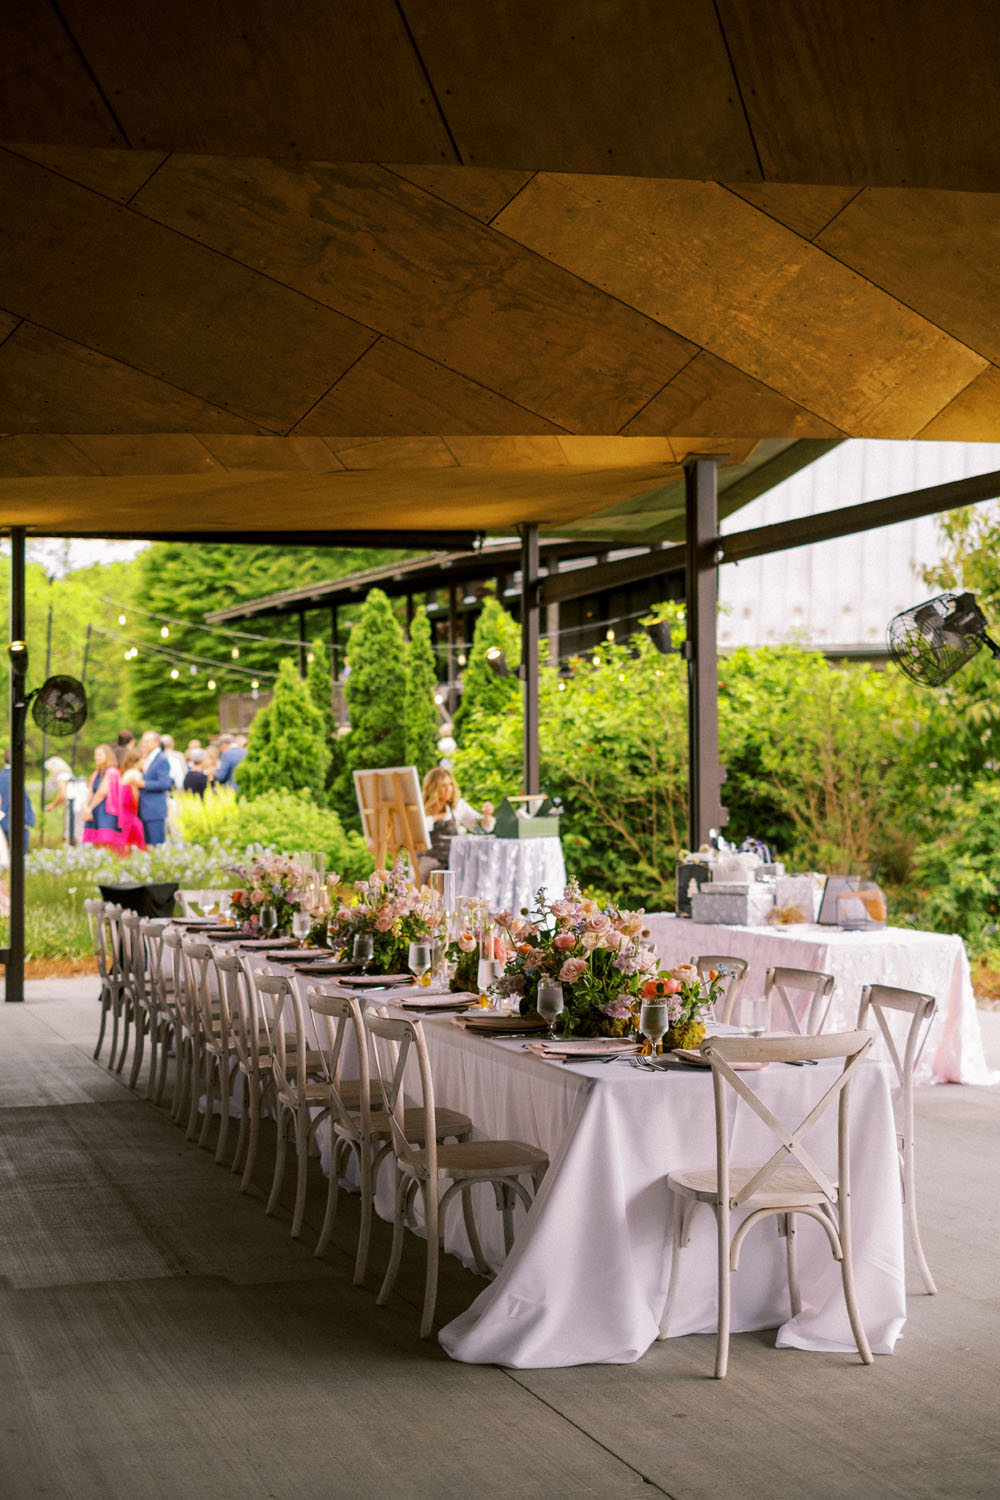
[559, 956, 588, 984]
[580, 931, 604, 951]
[554, 932, 576, 951]
[458, 932, 477, 953]
[374, 912, 394, 932]
[585, 912, 612, 935]
[663, 977, 682, 993]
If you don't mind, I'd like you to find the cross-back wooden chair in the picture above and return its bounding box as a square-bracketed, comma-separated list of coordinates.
[858, 982, 938, 1295]
[161, 924, 191, 1124]
[252, 970, 331, 1238]
[84, 898, 118, 1064]
[119, 909, 156, 1092]
[307, 985, 472, 1285]
[658, 1028, 875, 1378]
[138, 918, 174, 1103]
[363, 1009, 548, 1338]
[694, 954, 749, 1023]
[213, 949, 270, 1191]
[181, 936, 239, 1160]
[100, 902, 131, 1073]
[763, 965, 836, 1035]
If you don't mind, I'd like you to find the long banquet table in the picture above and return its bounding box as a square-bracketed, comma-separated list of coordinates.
[419, 1017, 905, 1368]
[218, 939, 906, 1368]
[644, 914, 997, 1087]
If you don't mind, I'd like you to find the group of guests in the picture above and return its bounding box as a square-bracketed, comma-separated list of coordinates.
[81, 730, 247, 851]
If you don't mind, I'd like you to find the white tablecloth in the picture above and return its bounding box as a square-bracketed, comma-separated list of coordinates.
[644, 915, 998, 1087]
[422, 1021, 905, 1368]
[448, 835, 565, 916]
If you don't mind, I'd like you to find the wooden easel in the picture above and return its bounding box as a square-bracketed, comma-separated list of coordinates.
[354, 766, 428, 885]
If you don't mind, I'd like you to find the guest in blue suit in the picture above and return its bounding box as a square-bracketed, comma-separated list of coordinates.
[137, 731, 173, 845]
[0, 748, 36, 851]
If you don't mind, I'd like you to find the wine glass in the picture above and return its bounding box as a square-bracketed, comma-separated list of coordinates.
[639, 997, 670, 1056]
[259, 905, 278, 940]
[408, 940, 434, 987]
[476, 955, 502, 1005]
[352, 932, 374, 973]
[740, 994, 769, 1037]
[536, 980, 564, 1038]
[291, 911, 311, 946]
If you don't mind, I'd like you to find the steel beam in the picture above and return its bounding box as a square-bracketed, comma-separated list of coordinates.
[521, 524, 540, 797]
[684, 460, 728, 851]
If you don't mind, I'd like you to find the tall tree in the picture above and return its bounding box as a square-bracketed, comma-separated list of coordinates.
[344, 588, 409, 774]
[404, 607, 440, 776]
[238, 657, 330, 800]
[452, 597, 522, 740]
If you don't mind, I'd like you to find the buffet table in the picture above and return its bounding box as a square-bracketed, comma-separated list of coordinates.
[644, 915, 997, 1087]
[422, 1019, 904, 1368]
[448, 834, 565, 917]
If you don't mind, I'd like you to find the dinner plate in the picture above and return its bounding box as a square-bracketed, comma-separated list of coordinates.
[528, 1037, 639, 1058]
[459, 1013, 548, 1035]
[337, 973, 412, 987]
[670, 1049, 767, 1071]
[398, 992, 478, 1011]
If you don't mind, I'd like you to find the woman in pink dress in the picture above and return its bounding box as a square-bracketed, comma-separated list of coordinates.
[115, 745, 147, 851]
[81, 745, 123, 845]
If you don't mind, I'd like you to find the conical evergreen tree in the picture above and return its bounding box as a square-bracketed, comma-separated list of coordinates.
[404, 607, 441, 777]
[452, 597, 522, 740]
[344, 588, 409, 773]
[239, 657, 330, 800]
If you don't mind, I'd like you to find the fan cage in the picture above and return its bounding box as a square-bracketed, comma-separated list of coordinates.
[31, 675, 88, 737]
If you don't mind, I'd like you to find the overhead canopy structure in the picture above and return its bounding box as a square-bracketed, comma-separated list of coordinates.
[3, 2, 1000, 544]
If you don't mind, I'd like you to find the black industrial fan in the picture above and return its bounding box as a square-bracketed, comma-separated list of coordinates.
[29, 674, 88, 736]
[887, 591, 1000, 687]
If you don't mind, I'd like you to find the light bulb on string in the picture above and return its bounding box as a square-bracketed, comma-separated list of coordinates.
[118, 613, 127, 626]
[170, 667, 179, 680]
[231, 646, 239, 660]
[208, 679, 216, 691]
[160, 625, 169, 639]
[189, 664, 197, 675]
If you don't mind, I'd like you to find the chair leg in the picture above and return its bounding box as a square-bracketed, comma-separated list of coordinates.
[377, 1171, 412, 1308]
[715, 1203, 732, 1379]
[902, 1150, 938, 1294]
[290, 1110, 310, 1238]
[93, 988, 110, 1060]
[198, 1052, 217, 1149]
[420, 1184, 441, 1339]
[127, 1011, 146, 1090]
[657, 1193, 690, 1340]
[783, 1213, 802, 1317]
[185, 1036, 203, 1140]
[107, 991, 122, 1072]
[239, 1082, 261, 1194]
[315, 1140, 345, 1259]
[114, 997, 132, 1074]
[231, 1074, 250, 1175]
[462, 1185, 490, 1275]
[266, 1109, 289, 1216]
[354, 1138, 375, 1286]
[143, 1019, 159, 1100]
[838, 1205, 874, 1366]
[214, 1061, 235, 1165]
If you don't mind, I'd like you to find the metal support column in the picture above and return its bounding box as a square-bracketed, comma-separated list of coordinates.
[520, 523, 540, 796]
[447, 585, 459, 717]
[684, 459, 728, 851]
[6, 527, 27, 1000]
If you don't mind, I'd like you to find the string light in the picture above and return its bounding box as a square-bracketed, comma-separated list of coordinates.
[170, 667, 179, 679]
[208, 679, 216, 691]
[118, 613, 127, 626]
[231, 646, 239, 659]
[160, 625, 169, 638]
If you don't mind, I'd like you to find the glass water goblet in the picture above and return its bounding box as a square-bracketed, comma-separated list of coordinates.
[639, 998, 669, 1056]
[352, 932, 374, 973]
[291, 911, 311, 946]
[476, 956, 502, 1005]
[740, 994, 769, 1037]
[408, 940, 434, 987]
[536, 980, 564, 1038]
[259, 905, 278, 940]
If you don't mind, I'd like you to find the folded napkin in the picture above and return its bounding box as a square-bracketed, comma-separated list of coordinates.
[337, 973, 412, 988]
[453, 1013, 548, 1035]
[398, 992, 479, 1011]
[524, 1037, 641, 1063]
[671, 1049, 767, 1071]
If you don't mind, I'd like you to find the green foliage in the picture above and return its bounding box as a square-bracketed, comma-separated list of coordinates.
[124, 541, 412, 746]
[452, 598, 522, 740]
[906, 778, 1000, 954]
[239, 658, 330, 800]
[404, 608, 440, 777]
[229, 789, 371, 882]
[306, 638, 337, 751]
[170, 786, 239, 845]
[344, 588, 409, 772]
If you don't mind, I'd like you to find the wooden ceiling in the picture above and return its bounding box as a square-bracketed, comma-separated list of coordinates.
[3, 1, 1000, 543]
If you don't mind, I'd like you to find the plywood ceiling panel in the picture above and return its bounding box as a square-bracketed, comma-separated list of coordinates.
[0, 151, 377, 432]
[295, 337, 563, 438]
[133, 156, 696, 432]
[916, 368, 1000, 441]
[196, 436, 346, 473]
[719, 0, 1000, 190]
[0, 324, 264, 435]
[816, 187, 1000, 365]
[493, 173, 988, 435]
[8, 145, 167, 203]
[404, 0, 759, 180]
[0, 4, 123, 147]
[54, 0, 456, 162]
[387, 165, 535, 223]
[725, 183, 861, 241]
[621, 352, 843, 439]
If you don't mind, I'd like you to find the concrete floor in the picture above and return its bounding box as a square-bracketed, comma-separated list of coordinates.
[1, 977, 998, 1500]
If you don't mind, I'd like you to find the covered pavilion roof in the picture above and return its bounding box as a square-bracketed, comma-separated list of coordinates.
[3, 3, 1000, 546]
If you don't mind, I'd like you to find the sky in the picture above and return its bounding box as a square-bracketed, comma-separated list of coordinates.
[13, 538, 151, 577]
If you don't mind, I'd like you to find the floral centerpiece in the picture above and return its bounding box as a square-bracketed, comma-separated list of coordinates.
[229, 852, 314, 936]
[447, 900, 508, 993]
[489, 882, 656, 1037]
[328, 857, 442, 974]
